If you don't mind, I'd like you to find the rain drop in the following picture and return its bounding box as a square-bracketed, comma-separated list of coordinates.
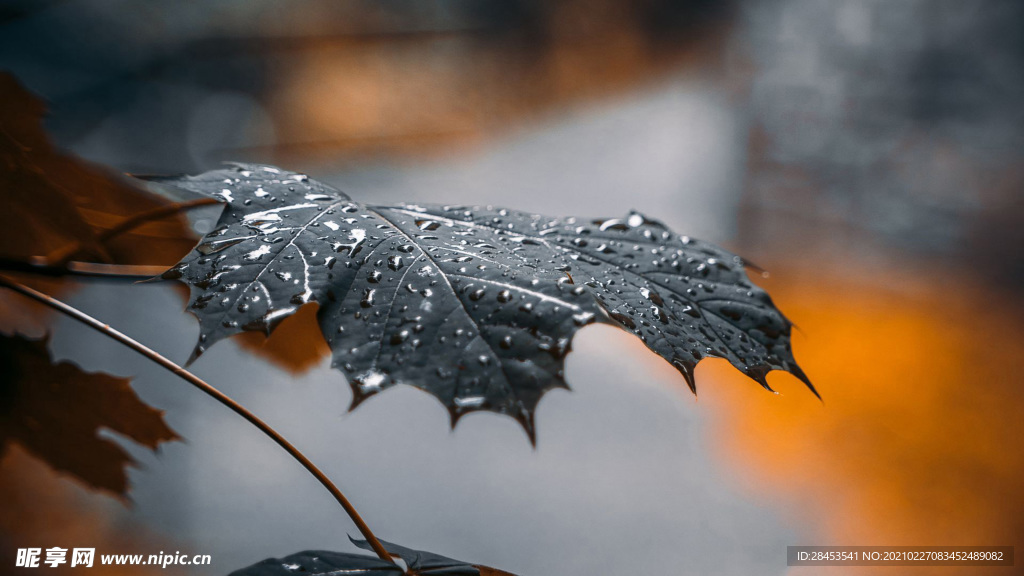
[360, 289, 375, 308]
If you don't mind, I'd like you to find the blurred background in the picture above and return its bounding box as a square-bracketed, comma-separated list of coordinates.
[2, 0, 1023, 574]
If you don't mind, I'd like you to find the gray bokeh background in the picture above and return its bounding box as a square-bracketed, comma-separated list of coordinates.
[45, 79, 780, 575]
[3, 1, 1022, 574]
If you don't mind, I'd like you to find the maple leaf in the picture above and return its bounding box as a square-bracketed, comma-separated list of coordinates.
[0, 333, 180, 498]
[156, 163, 816, 440]
[231, 538, 517, 576]
[233, 303, 332, 374]
[0, 72, 196, 267]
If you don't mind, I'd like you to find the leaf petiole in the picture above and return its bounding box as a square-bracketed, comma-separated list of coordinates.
[0, 258, 166, 279]
[46, 197, 221, 265]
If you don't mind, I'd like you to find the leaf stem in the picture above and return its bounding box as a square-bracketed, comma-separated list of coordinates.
[0, 275, 395, 565]
[0, 259, 168, 279]
[46, 197, 220, 265]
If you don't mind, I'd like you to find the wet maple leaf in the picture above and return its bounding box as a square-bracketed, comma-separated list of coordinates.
[232, 538, 518, 575]
[157, 164, 815, 441]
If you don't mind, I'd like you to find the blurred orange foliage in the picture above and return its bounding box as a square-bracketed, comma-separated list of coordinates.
[697, 268, 1024, 575]
[261, 1, 733, 161]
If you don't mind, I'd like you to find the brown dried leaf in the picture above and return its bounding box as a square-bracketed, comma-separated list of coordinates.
[0, 333, 180, 498]
[234, 303, 331, 374]
[0, 72, 197, 266]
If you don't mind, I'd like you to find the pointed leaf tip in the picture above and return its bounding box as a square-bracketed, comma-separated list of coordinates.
[672, 358, 698, 396]
[790, 363, 821, 400]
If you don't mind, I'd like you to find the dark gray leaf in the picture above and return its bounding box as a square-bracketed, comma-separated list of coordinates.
[351, 538, 481, 574]
[156, 163, 816, 441]
[229, 540, 515, 576]
[227, 549, 401, 576]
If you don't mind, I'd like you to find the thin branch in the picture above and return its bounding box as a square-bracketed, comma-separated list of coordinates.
[0, 195, 217, 280]
[47, 197, 220, 265]
[0, 258, 167, 279]
[0, 275, 395, 565]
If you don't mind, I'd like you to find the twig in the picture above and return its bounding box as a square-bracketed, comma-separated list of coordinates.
[0, 275, 396, 565]
[0, 195, 218, 279]
[0, 259, 168, 279]
[46, 197, 220, 265]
